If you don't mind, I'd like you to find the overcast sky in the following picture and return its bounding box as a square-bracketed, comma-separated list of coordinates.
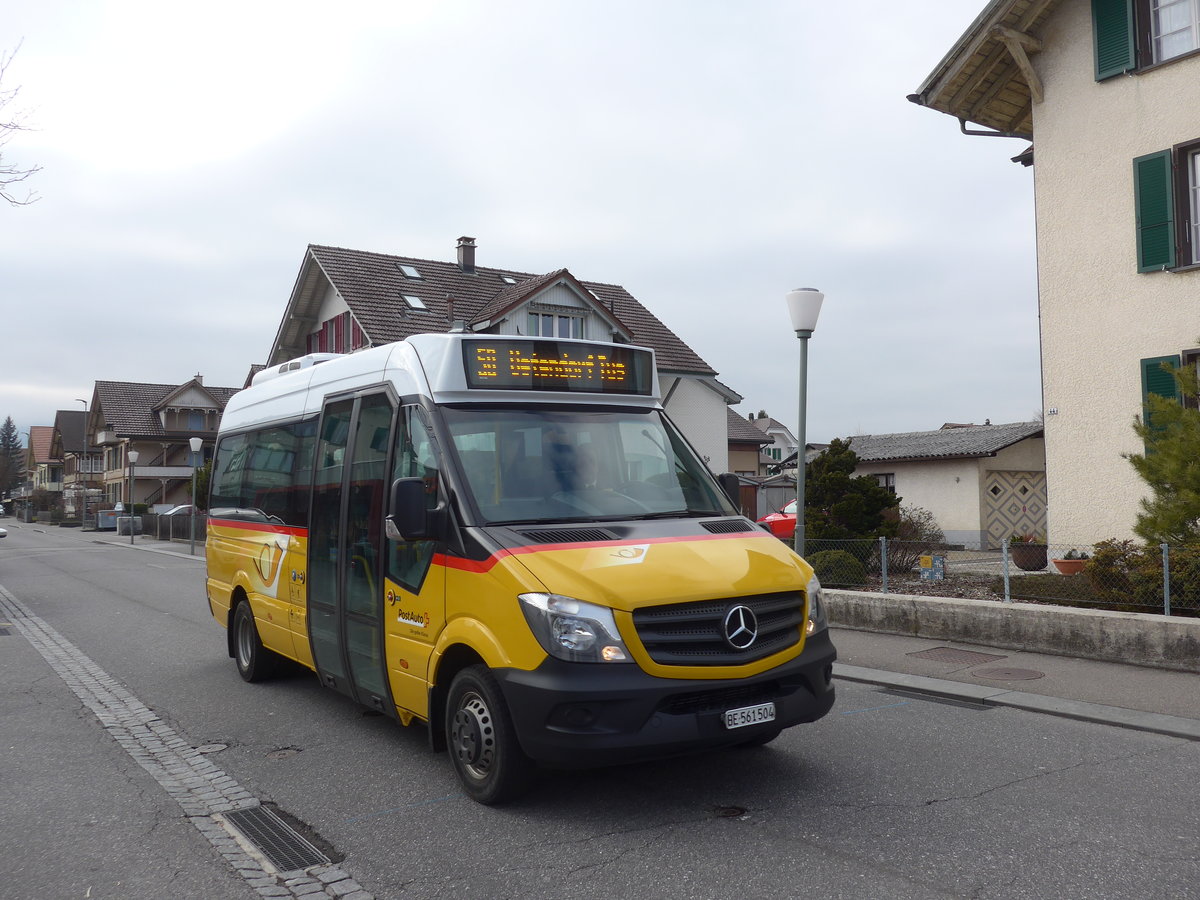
[2, 1, 1040, 448]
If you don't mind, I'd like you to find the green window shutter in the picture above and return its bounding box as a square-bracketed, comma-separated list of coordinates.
[1093, 0, 1136, 79]
[1133, 150, 1176, 272]
[1141, 355, 1181, 447]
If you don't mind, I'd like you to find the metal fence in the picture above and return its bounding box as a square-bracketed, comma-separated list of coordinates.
[796, 536, 1199, 617]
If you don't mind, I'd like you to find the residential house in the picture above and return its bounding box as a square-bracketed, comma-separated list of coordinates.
[22, 425, 60, 498]
[908, 0, 1200, 544]
[727, 409, 773, 476]
[86, 376, 239, 510]
[848, 421, 1046, 549]
[753, 416, 798, 472]
[264, 237, 740, 472]
[50, 408, 100, 518]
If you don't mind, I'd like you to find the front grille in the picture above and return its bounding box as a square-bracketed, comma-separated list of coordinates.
[632, 591, 805, 666]
[660, 681, 781, 716]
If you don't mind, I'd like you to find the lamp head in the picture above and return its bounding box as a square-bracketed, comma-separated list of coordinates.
[128, 449, 139, 464]
[785, 288, 824, 335]
[189, 437, 203, 452]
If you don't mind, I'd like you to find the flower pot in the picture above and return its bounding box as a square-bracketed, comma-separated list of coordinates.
[1010, 543, 1048, 571]
[1052, 558, 1087, 575]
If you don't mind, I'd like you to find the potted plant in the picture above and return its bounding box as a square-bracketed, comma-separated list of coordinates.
[1009, 533, 1048, 571]
[1052, 548, 1089, 575]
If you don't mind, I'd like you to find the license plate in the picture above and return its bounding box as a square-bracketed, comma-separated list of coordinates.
[723, 702, 776, 730]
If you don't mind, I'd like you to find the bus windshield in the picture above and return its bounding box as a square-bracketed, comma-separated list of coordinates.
[440, 407, 736, 525]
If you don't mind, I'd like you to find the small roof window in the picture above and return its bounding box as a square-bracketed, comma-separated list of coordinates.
[499, 274, 518, 284]
[402, 294, 427, 310]
[396, 263, 422, 279]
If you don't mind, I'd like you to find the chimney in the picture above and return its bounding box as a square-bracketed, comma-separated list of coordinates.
[456, 236, 476, 273]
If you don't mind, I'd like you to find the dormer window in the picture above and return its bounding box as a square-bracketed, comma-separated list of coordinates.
[528, 312, 582, 339]
[397, 263, 422, 279]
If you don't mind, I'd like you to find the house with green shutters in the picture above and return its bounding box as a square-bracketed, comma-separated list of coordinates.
[909, 0, 1200, 544]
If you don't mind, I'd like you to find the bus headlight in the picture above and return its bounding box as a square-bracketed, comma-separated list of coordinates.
[806, 573, 828, 635]
[518, 593, 632, 663]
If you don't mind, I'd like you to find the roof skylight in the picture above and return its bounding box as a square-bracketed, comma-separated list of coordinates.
[499, 274, 518, 284]
[402, 294, 427, 310]
[397, 263, 422, 279]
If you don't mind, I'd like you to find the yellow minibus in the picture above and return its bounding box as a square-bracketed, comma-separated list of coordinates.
[206, 334, 835, 803]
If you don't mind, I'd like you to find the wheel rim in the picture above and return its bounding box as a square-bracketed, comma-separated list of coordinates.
[236, 612, 254, 670]
[451, 691, 495, 781]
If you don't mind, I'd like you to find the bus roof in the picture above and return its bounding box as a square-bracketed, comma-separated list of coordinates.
[220, 333, 662, 434]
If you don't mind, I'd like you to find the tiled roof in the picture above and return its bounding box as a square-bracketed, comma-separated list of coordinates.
[305, 244, 715, 375]
[728, 410, 772, 444]
[52, 409, 86, 455]
[94, 381, 241, 436]
[28, 426, 55, 464]
[846, 421, 1044, 463]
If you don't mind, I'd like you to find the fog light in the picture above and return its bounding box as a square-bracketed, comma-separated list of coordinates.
[601, 645, 627, 661]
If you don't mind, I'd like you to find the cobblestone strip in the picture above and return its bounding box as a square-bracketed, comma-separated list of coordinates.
[0, 584, 374, 900]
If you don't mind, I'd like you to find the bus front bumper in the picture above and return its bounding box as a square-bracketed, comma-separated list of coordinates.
[494, 629, 836, 769]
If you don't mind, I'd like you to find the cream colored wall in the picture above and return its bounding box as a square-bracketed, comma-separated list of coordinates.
[854, 459, 982, 541]
[1032, 1, 1200, 543]
[660, 375, 729, 472]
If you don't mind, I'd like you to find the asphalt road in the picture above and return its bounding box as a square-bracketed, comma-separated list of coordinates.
[3, 524, 1199, 900]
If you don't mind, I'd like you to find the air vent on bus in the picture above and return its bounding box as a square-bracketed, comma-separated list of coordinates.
[700, 519, 756, 534]
[516, 528, 616, 545]
[252, 353, 343, 386]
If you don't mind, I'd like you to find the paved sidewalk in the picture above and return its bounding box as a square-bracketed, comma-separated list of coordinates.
[831, 626, 1200, 740]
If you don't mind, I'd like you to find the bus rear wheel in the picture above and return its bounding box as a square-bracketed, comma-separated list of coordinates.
[446, 666, 534, 805]
[233, 602, 279, 683]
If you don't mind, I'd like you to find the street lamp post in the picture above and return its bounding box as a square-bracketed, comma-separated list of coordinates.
[76, 399, 89, 529]
[127, 448, 139, 545]
[189, 436, 203, 556]
[785, 288, 825, 558]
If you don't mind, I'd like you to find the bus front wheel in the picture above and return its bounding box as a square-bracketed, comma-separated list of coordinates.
[233, 602, 278, 683]
[446, 666, 534, 805]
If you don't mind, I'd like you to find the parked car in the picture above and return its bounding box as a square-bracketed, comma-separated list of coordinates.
[162, 504, 196, 516]
[0, 526, 6, 538]
[758, 499, 797, 538]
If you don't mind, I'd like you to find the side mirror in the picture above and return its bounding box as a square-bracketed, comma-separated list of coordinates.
[717, 472, 741, 508]
[387, 477, 428, 541]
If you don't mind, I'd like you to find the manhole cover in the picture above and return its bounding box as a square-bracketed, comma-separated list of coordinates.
[973, 667, 1045, 681]
[908, 647, 1007, 665]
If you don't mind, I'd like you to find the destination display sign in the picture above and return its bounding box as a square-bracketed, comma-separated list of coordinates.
[462, 339, 654, 395]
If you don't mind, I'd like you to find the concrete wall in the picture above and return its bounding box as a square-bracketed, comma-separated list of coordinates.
[827, 589, 1200, 674]
[1033, 1, 1200, 544]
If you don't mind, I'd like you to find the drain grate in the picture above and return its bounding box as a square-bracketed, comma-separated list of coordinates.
[973, 666, 1045, 681]
[223, 805, 330, 874]
[907, 647, 1007, 666]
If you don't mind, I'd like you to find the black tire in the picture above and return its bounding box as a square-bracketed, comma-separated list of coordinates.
[736, 725, 783, 748]
[232, 601, 279, 683]
[445, 665, 535, 805]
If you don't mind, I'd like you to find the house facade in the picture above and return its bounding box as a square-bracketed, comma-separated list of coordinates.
[728, 410, 773, 476]
[86, 376, 238, 509]
[23, 425, 60, 497]
[849, 421, 1046, 549]
[909, 0, 1200, 544]
[264, 238, 737, 472]
[753, 416, 798, 471]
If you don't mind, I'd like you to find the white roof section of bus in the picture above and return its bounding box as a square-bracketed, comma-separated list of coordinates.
[219, 334, 661, 433]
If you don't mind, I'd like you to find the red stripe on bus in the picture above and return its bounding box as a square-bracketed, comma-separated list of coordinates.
[207, 518, 308, 538]
[436, 530, 775, 572]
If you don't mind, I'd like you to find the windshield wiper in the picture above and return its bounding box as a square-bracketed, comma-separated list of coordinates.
[634, 508, 722, 519]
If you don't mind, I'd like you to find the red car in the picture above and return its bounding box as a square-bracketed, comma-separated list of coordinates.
[758, 499, 797, 538]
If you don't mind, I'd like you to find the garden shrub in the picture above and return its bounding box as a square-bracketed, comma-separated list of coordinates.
[807, 549, 867, 588]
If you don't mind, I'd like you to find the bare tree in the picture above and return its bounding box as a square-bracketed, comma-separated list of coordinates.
[1, 42, 40, 206]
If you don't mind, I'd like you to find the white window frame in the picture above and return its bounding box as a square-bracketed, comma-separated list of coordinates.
[527, 312, 583, 339]
[1151, 0, 1200, 63]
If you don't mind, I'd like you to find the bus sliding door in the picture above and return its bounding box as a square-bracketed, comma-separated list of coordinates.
[308, 391, 396, 715]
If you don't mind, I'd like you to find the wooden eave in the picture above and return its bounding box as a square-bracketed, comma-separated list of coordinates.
[908, 0, 1061, 140]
